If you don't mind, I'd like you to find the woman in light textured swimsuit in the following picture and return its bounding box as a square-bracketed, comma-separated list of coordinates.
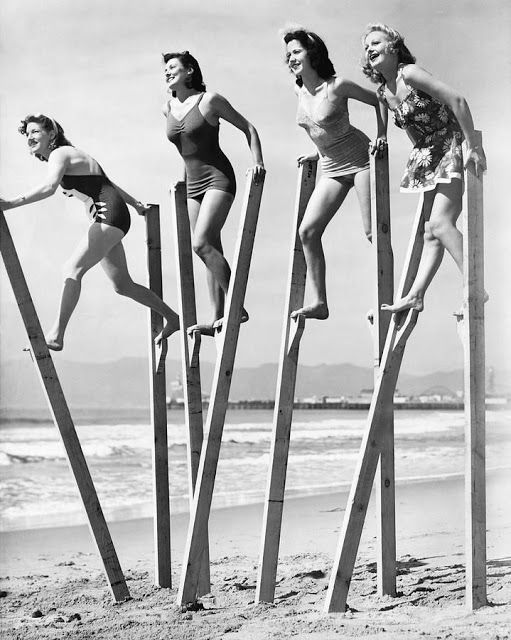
[0, 113, 179, 350]
[362, 24, 486, 313]
[163, 51, 265, 335]
[282, 26, 386, 320]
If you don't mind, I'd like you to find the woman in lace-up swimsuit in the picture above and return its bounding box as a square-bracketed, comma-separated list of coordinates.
[362, 24, 487, 313]
[163, 51, 265, 335]
[0, 114, 179, 350]
[282, 27, 387, 321]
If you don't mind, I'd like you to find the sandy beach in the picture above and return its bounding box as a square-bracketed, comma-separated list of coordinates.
[1, 468, 510, 639]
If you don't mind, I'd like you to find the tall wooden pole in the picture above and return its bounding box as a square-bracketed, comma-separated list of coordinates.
[0, 210, 129, 602]
[462, 131, 486, 609]
[170, 182, 210, 596]
[144, 204, 171, 588]
[256, 160, 316, 603]
[178, 170, 265, 605]
[370, 151, 396, 597]
[325, 196, 426, 613]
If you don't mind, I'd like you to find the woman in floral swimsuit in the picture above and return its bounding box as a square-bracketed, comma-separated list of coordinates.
[362, 24, 486, 313]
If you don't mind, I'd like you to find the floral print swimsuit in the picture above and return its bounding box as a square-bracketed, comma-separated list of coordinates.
[378, 67, 464, 192]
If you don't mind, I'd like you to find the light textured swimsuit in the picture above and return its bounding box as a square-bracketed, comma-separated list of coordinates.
[61, 168, 131, 234]
[296, 82, 370, 179]
[166, 93, 236, 200]
[378, 66, 464, 193]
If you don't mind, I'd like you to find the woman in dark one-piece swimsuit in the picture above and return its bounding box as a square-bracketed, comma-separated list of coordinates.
[0, 113, 180, 350]
[163, 51, 265, 335]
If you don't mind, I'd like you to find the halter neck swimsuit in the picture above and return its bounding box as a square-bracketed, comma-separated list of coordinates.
[60, 168, 131, 234]
[378, 65, 463, 192]
[296, 81, 370, 178]
[166, 93, 236, 200]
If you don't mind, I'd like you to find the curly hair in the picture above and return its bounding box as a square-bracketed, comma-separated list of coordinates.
[18, 114, 73, 161]
[361, 24, 416, 84]
[281, 25, 335, 87]
[162, 51, 206, 95]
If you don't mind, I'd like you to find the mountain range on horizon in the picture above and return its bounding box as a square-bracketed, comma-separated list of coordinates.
[2, 356, 510, 410]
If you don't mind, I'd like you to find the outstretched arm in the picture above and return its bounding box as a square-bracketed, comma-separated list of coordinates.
[210, 92, 265, 182]
[0, 148, 69, 210]
[402, 64, 486, 174]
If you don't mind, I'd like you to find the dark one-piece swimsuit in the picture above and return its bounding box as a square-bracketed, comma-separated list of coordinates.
[60, 168, 131, 234]
[166, 93, 236, 200]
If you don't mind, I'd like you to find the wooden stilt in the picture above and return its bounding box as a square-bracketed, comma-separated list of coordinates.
[256, 160, 317, 603]
[370, 151, 396, 597]
[144, 204, 171, 588]
[0, 210, 129, 603]
[324, 195, 426, 613]
[170, 182, 210, 597]
[177, 169, 265, 604]
[461, 131, 487, 609]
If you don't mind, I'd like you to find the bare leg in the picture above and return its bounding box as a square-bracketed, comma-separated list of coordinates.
[46, 223, 127, 350]
[187, 190, 248, 334]
[353, 169, 372, 242]
[100, 241, 180, 344]
[382, 180, 463, 313]
[291, 175, 352, 320]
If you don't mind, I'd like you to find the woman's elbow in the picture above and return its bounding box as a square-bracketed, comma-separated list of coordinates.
[246, 121, 259, 139]
[45, 183, 59, 196]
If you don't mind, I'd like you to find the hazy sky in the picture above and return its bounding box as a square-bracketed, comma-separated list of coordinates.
[1, 0, 510, 376]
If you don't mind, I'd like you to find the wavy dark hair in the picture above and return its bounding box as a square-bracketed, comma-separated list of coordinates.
[18, 114, 73, 162]
[162, 51, 206, 96]
[361, 24, 416, 84]
[282, 26, 335, 87]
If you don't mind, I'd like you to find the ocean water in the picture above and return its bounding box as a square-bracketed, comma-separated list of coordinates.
[0, 407, 510, 532]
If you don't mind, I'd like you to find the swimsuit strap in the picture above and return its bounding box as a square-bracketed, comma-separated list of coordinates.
[167, 93, 205, 121]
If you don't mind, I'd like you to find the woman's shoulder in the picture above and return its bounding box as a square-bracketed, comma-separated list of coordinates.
[48, 145, 77, 164]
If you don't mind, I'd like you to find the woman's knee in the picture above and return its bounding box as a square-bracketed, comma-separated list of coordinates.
[299, 223, 321, 246]
[110, 277, 133, 296]
[426, 216, 457, 241]
[62, 260, 87, 283]
[192, 234, 214, 258]
[423, 221, 443, 246]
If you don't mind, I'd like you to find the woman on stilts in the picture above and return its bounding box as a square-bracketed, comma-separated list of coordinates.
[282, 25, 386, 320]
[362, 24, 486, 313]
[163, 51, 265, 335]
[0, 114, 180, 350]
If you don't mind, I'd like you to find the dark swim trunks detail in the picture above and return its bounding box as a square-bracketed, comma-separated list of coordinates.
[166, 93, 236, 200]
[60, 171, 131, 234]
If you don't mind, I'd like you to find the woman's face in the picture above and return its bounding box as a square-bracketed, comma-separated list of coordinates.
[164, 58, 192, 90]
[364, 30, 393, 70]
[286, 39, 311, 77]
[26, 121, 53, 157]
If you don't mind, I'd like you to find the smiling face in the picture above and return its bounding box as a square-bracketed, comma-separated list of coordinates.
[285, 39, 311, 78]
[364, 30, 393, 70]
[25, 121, 54, 158]
[164, 57, 192, 91]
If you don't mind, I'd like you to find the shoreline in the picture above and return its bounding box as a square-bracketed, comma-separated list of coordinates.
[1, 469, 510, 639]
[2, 468, 510, 570]
[2, 465, 509, 535]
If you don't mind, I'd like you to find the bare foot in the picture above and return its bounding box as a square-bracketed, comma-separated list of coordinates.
[155, 314, 180, 346]
[381, 294, 424, 314]
[290, 303, 329, 320]
[187, 323, 216, 337]
[46, 338, 64, 351]
[211, 310, 249, 333]
[45, 330, 64, 351]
